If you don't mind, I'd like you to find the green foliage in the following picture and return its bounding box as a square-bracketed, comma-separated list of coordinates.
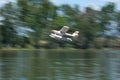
[0, 1, 119, 49]
[0, 3, 18, 46]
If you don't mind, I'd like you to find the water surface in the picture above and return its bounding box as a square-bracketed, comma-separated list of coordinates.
[0, 49, 120, 80]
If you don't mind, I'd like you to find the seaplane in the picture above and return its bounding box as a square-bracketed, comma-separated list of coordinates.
[49, 26, 79, 41]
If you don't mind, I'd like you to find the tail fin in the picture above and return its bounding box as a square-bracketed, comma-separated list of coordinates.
[72, 31, 79, 37]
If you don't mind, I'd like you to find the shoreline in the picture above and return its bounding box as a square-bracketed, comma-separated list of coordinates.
[0, 47, 120, 51]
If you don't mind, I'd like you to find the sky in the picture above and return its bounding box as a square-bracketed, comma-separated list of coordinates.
[49, 0, 120, 11]
[0, 0, 16, 7]
[0, 0, 120, 11]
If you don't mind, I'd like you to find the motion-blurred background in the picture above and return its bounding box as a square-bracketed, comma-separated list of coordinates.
[0, 0, 120, 49]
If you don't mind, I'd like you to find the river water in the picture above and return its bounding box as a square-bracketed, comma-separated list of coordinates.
[0, 49, 120, 80]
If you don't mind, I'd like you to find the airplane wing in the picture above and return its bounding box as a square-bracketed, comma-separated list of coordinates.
[60, 26, 69, 34]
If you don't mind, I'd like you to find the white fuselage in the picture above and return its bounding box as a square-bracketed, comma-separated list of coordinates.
[52, 30, 73, 36]
[53, 30, 65, 36]
[49, 33, 72, 41]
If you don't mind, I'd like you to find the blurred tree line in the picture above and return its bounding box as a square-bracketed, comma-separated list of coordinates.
[0, 0, 120, 49]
